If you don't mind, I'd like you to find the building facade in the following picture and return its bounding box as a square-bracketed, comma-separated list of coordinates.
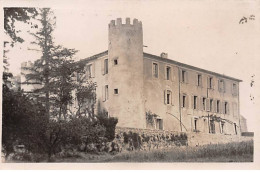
[22, 18, 242, 136]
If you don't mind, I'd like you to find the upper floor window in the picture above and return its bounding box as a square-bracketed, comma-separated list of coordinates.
[87, 64, 94, 78]
[224, 102, 229, 114]
[217, 100, 220, 113]
[218, 79, 225, 92]
[193, 96, 198, 109]
[166, 66, 171, 80]
[114, 58, 118, 65]
[208, 77, 213, 89]
[210, 99, 213, 112]
[153, 63, 158, 78]
[182, 95, 186, 108]
[104, 59, 108, 74]
[181, 70, 188, 83]
[202, 97, 206, 110]
[197, 74, 202, 86]
[114, 88, 119, 95]
[232, 83, 238, 96]
[164, 90, 172, 105]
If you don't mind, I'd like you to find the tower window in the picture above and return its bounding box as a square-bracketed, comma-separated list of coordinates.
[221, 122, 225, 134]
[164, 90, 172, 105]
[114, 88, 118, 95]
[153, 63, 158, 78]
[114, 59, 118, 65]
[167, 91, 171, 104]
[166, 66, 171, 80]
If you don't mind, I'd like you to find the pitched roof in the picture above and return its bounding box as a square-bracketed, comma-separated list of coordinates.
[79, 50, 242, 82]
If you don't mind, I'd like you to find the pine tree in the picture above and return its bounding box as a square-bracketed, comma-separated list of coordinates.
[24, 8, 78, 120]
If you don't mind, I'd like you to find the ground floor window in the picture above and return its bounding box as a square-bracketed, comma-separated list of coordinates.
[210, 120, 215, 134]
[220, 122, 225, 134]
[156, 119, 163, 130]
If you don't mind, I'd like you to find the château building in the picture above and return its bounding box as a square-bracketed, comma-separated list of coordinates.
[22, 18, 242, 136]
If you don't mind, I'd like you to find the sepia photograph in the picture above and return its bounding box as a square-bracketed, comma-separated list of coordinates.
[1, 0, 260, 169]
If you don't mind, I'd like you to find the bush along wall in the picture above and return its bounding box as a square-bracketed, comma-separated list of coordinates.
[113, 127, 188, 152]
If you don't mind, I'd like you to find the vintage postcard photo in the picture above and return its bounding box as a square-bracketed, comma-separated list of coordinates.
[0, 0, 259, 169]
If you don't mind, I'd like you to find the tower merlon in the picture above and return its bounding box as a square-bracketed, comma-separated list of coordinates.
[109, 18, 142, 28]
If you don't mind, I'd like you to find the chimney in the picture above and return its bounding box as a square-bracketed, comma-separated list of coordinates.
[160, 52, 168, 58]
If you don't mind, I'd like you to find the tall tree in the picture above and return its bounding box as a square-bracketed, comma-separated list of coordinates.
[24, 8, 77, 120]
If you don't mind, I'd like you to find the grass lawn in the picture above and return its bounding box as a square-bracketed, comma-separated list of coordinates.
[53, 140, 253, 162]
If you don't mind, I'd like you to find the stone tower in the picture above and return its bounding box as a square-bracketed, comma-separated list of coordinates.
[108, 18, 145, 128]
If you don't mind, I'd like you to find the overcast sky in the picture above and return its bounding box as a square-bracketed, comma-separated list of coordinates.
[2, 0, 260, 132]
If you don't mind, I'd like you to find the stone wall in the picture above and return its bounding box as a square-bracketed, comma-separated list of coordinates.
[114, 127, 253, 152]
[114, 127, 188, 152]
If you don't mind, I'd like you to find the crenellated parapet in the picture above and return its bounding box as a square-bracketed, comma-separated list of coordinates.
[109, 17, 142, 28]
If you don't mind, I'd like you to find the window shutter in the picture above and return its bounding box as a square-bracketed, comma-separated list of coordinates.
[101, 59, 105, 75]
[207, 77, 210, 89]
[223, 81, 226, 93]
[206, 98, 210, 111]
[186, 95, 189, 109]
[200, 97, 203, 110]
[218, 80, 221, 92]
[191, 95, 194, 109]
[102, 86, 106, 102]
[164, 90, 167, 104]
[92, 63, 95, 78]
[215, 100, 218, 113]
[227, 103, 229, 114]
[180, 94, 183, 107]
[171, 91, 174, 106]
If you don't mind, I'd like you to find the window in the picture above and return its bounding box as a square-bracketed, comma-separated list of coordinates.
[104, 59, 108, 74]
[216, 100, 220, 113]
[232, 83, 237, 96]
[164, 90, 172, 105]
[218, 79, 225, 92]
[87, 64, 93, 78]
[220, 122, 225, 134]
[202, 97, 206, 110]
[114, 88, 118, 95]
[234, 123, 237, 135]
[166, 66, 171, 80]
[167, 91, 171, 104]
[194, 118, 198, 131]
[210, 99, 213, 112]
[193, 96, 198, 109]
[183, 95, 186, 108]
[224, 102, 228, 114]
[153, 63, 158, 78]
[105, 85, 109, 100]
[114, 58, 118, 65]
[210, 120, 215, 134]
[156, 119, 163, 130]
[181, 70, 186, 83]
[208, 77, 213, 89]
[198, 74, 202, 86]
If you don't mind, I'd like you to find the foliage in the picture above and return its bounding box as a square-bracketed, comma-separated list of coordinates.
[2, 84, 46, 159]
[96, 113, 118, 142]
[122, 131, 142, 150]
[4, 8, 38, 45]
[145, 111, 158, 128]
